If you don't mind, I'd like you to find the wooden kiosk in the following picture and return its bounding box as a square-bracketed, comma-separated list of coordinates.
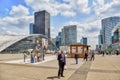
[67, 43, 90, 58]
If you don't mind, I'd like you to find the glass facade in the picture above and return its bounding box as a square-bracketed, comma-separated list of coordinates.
[61, 25, 77, 45]
[55, 32, 62, 48]
[101, 16, 120, 48]
[34, 10, 50, 38]
[29, 23, 34, 34]
[81, 37, 87, 45]
[111, 22, 120, 50]
[0, 34, 57, 54]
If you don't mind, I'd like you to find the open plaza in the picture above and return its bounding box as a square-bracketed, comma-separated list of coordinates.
[0, 54, 120, 80]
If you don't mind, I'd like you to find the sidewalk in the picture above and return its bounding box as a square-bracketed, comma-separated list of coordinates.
[0, 54, 84, 80]
[68, 55, 120, 80]
[0, 54, 120, 80]
[87, 55, 120, 80]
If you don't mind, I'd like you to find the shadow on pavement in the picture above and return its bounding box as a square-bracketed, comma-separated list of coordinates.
[70, 63, 77, 65]
[47, 76, 58, 79]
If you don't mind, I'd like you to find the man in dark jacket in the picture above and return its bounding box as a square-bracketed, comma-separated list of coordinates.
[57, 50, 66, 79]
[74, 53, 79, 64]
[84, 52, 88, 61]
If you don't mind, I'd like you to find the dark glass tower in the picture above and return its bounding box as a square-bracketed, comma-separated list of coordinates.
[34, 10, 50, 38]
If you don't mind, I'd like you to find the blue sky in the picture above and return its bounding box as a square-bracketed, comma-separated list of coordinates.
[0, 0, 120, 49]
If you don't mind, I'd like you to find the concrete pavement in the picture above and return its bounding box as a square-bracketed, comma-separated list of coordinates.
[0, 54, 120, 80]
[86, 55, 120, 80]
[0, 54, 84, 80]
[68, 55, 120, 80]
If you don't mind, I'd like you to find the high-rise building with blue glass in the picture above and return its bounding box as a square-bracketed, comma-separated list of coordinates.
[55, 32, 62, 48]
[98, 30, 103, 50]
[29, 23, 35, 34]
[101, 16, 120, 48]
[81, 37, 87, 45]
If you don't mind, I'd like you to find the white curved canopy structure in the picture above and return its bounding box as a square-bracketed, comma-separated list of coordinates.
[0, 34, 56, 53]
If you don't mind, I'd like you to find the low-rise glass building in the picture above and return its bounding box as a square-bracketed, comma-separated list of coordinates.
[0, 34, 57, 54]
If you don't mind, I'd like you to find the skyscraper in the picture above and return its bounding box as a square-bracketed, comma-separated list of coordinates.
[34, 10, 50, 38]
[98, 30, 103, 50]
[55, 32, 62, 48]
[101, 16, 120, 48]
[81, 37, 87, 45]
[29, 23, 35, 34]
[61, 25, 77, 45]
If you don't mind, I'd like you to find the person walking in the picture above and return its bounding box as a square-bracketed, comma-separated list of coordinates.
[57, 50, 66, 79]
[90, 51, 95, 61]
[102, 51, 105, 56]
[74, 53, 79, 64]
[84, 52, 88, 61]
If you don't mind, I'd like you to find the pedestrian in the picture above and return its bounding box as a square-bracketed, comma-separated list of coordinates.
[23, 52, 27, 62]
[90, 51, 95, 61]
[102, 51, 105, 56]
[38, 52, 42, 62]
[84, 52, 88, 61]
[116, 50, 119, 55]
[57, 50, 66, 79]
[30, 50, 34, 63]
[43, 46, 46, 60]
[34, 53, 38, 63]
[74, 53, 79, 64]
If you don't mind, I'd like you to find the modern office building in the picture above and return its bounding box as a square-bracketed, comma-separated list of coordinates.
[61, 25, 77, 45]
[101, 16, 120, 49]
[111, 22, 120, 50]
[98, 30, 103, 50]
[96, 45, 100, 50]
[29, 23, 35, 34]
[34, 10, 50, 38]
[55, 32, 62, 48]
[80, 37, 87, 45]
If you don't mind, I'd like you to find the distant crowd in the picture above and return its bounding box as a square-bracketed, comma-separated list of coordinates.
[23, 49, 46, 63]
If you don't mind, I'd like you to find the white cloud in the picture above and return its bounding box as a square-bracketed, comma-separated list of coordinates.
[25, 0, 91, 17]
[51, 26, 62, 38]
[93, 0, 120, 18]
[61, 11, 76, 17]
[9, 5, 29, 17]
[76, 0, 90, 13]
[1, 16, 33, 29]
[25, 0, 59, 16]
[0, 5, 33, 35]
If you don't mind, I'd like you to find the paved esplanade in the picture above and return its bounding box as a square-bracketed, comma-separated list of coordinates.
[0, 54, 120, 80]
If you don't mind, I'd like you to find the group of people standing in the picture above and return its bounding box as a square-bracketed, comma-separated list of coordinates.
[23, 50, 45, 63]
[30, 50, 45, 63]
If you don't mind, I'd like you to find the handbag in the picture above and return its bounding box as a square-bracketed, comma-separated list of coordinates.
[64, 65, 67, 70]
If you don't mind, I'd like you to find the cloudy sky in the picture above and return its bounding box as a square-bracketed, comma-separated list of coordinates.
[0, 0, 120, 49]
